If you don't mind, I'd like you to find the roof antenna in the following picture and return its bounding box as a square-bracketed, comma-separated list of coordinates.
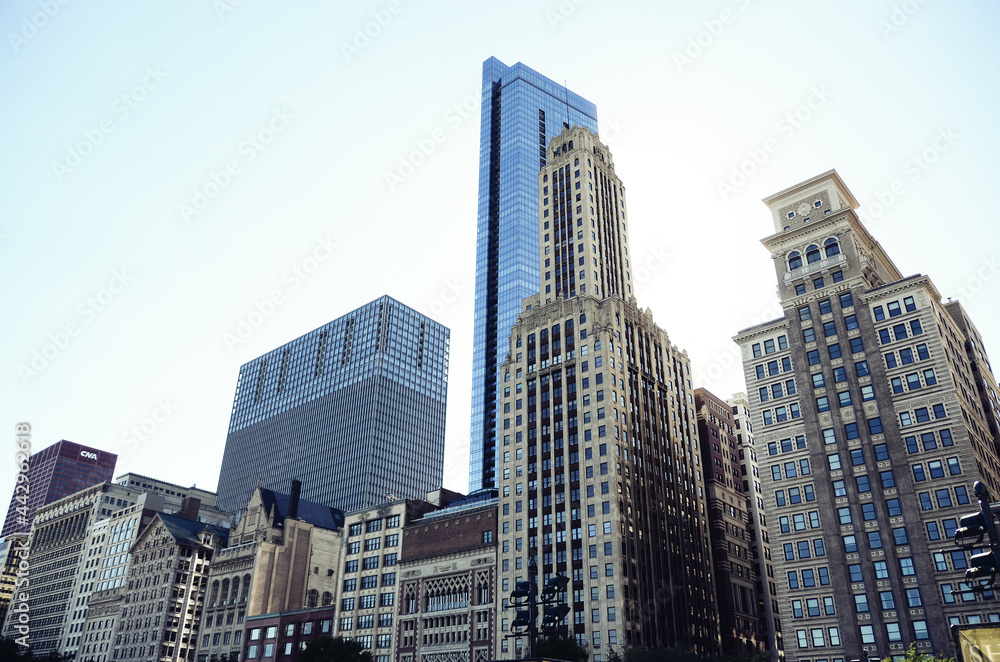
[563, 79, 570, 130]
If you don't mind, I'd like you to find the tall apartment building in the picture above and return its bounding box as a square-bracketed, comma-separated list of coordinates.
[2, 439, 116, 536]
[114, 512, 230, 662]
[470, 57, 599, 492]
[0, 535, 27, 633]
[728, 392, 783, 662]
[80, 493, 217, 662]
[197, 481, 344, 662]
[216, 295, 450, 514]
[495, 127, 718, 661]
[694, 388, 768, 659]
[0, 481, 149, 653]
[734, 170, 1000, 660]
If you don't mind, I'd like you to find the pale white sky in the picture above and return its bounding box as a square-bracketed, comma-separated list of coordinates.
[3, 1, 999, 507]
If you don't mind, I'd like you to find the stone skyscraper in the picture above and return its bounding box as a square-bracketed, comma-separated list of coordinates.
[495, 127, 719, 660]
[735, 170, 1000, 659]
[216, 295, 449, 515]
[470, 57, 598, 492]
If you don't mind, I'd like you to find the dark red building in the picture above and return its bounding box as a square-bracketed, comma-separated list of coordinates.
[2, 439, 117, 536]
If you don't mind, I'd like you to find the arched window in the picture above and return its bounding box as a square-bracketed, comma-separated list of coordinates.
[322, 591, 333, 606]
[788, 251, 802, 270]
[806, 245, 821, 264]
[824, 237, 840, 258]
[209, 581, 220, 607]
[231, 577, 240, 604]
[307, 589, 319, 608]
[241, 574, 251, 602]
[220, 579, 230, 605]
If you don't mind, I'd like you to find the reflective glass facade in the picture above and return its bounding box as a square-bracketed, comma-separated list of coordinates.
[216, 295, 449, 514]
[470, 57, 598, 491]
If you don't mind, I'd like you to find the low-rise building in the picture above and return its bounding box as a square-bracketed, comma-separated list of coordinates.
[395, 490, 498, 662]
[197, 480, 344, 662]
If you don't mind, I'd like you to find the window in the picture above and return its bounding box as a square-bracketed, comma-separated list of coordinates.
[814, 276, 825, 289]
[817, 396, 830, 412]
[828, 343, 842, 359]
[803, 328, 816, 343]
[843, 534, 857, 553]
[812, 373, 825, 388]
[798, 306, 811, 321]
[818, 299, 833, 315]
[789, 252, 803, 270]
[823, 321, 837, 337]
[849, 564, 863, 582]
[839, 292, 853, 308]
[795, 283, 806, 295]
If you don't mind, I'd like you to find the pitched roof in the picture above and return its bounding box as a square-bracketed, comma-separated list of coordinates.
[258, 488, 344, 531]
[158, 512, 230, 547]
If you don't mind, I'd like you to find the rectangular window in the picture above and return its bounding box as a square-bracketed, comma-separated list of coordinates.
[818, 299, 833, 315]
[803, 328, 816, 343]
[840, 292, 854, 308]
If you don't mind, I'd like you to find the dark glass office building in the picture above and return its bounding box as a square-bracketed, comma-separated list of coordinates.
[469, 57, 598, 491]
[1, 440, 117, 536]
[216, 295, 449, 515]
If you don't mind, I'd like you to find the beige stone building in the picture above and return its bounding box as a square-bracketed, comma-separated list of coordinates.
[495, 127, 719, 661]
[734, 170, 1000, 660]
[114, 511, 230, 662]
[196, 481, 345, 662]
[332, 492, 462, 661]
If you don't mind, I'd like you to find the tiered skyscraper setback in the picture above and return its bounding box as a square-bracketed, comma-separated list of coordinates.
[495, 127, 719, 659]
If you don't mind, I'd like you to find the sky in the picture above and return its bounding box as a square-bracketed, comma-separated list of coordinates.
[3, 0, 1000, 509]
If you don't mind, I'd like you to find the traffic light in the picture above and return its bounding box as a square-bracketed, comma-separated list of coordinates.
[955, 512, 990, 548]
[968, 548, 999, 583]
[953, 481, 1000, 592]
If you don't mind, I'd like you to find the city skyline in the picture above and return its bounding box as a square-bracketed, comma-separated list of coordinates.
[4, 2, 1000, 509]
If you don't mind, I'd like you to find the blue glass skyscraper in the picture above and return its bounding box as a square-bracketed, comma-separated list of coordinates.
[216, 295, 449, 514]
[469, 57, 598, 491]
